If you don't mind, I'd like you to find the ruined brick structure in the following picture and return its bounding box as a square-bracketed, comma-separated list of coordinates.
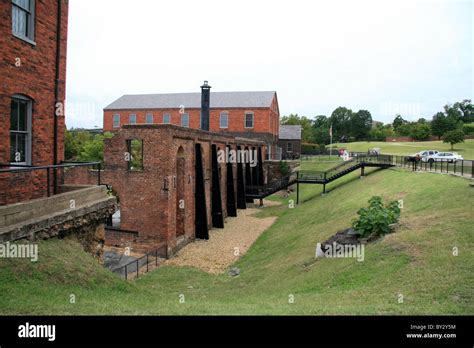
[0, 0, 68, 205]
[65, 125, 266, 256]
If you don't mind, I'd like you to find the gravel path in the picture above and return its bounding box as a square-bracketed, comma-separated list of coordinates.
[164, 201, 280, 274]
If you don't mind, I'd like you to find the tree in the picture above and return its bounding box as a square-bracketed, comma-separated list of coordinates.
[409, 123, 431, 141]
[370, 124, 395, 141]
[431, 112, 448, 140]
[392, 114, 407, 132]
[396, 122, 412, 136]
[350, 110, 372, 140]
[452, 99, 474, 123]
[329, 107, 352, 141]
[280, 114, 314, 143]
[311, 115, 330, 144]
[442, 129, 465, 150]
[430, 111, 460, 140]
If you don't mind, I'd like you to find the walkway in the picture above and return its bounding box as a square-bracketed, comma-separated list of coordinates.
[164, 201, 279, 274]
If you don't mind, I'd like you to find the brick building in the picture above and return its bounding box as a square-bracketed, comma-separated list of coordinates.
[0, 1, 116, 261]
[277, 125, 302, 160]
[0, 0, 68, 203]
[103, 90, 280, 159]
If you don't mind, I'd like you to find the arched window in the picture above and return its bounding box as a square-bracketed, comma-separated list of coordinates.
[10, 95, 32, 165]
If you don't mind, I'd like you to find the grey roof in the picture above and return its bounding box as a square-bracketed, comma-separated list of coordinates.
[279, 125, 302, 140]
[104, 91, 276, 110]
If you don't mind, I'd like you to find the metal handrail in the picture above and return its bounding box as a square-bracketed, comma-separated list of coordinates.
[0, 161, 102, 202]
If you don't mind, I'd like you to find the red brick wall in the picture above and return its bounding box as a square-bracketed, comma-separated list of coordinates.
[104, 107, 278, 136]
[0, 0, 68, 205]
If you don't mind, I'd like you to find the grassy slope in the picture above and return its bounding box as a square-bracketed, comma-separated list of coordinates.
[0, 168, 472, 315]
[334, 139, 474, 159]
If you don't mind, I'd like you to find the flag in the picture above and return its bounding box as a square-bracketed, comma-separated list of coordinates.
[329, 124, 333, 138]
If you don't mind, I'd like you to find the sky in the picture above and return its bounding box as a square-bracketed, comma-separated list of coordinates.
[65, 0, 473, 129]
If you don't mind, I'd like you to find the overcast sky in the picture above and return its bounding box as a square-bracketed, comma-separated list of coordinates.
[65, 0, 473, 129]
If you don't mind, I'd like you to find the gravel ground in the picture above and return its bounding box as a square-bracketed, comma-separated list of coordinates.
[164, 200, 280, 274]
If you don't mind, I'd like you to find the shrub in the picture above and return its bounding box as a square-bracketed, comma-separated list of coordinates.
[279, 161, 290, 176]
[352, 196, 401, 238]
[463, 123, 474, 135]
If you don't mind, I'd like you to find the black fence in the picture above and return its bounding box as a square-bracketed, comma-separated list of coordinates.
[392, 155, 474, 178]
[245, 172, 298, 199]
[110, 246, 167, 280]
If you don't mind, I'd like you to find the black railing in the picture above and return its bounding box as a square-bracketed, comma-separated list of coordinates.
[245, 172, 298, 199]
[390, 155, 474, 178]
[111, 247, 167, 280]
[0, 161, 102, 203]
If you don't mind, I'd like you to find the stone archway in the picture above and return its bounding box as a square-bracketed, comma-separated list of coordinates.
[176, 147, 185, 237]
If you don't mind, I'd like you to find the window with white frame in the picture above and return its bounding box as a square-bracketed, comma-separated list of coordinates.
[245, 112, 254, 128]
[220, 111, 229, 129]
[181, 113, 189, 127]
[163, 113, 171, 124]
[146, 113, 153, 124]
[129, 114, 137, 125]
[10, 95, 32, 164]
[287, 142, 293, 152]
[12, 0, 35, 43]
[113, 114, 120, 128]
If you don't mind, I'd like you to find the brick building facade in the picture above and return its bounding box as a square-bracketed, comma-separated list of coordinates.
[103, 91, 280, 159]
[0, 0, 68, 204]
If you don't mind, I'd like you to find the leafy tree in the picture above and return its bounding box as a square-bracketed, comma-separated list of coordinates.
[369, 124, 395, 141]
[329, 107, 352, 141]
[280, 114, 314, 142]
[431, 112, 448, 140]
[453, 99, 474, 123]
[430, 111, 460, 140]
[311, 115, 330, 144]
[444, 103, 463, 122]
[65, 128, 79, 160]
[65, 129, 113, 163]
[350, 109, 372, 140]
[409, 123, 431, 141]
[392, 114, 408, 132]
[395, 122, 412, 136]
[442, 129, 465, 150]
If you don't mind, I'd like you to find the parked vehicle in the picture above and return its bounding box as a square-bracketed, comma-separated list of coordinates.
[422, 152, 463, 163]
[411, 150, 439, 158]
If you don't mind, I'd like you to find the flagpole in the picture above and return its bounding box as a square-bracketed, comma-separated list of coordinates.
[329, 124, 333, 158]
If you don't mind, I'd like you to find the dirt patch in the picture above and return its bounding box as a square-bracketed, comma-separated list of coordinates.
[164, 201, 279, 274]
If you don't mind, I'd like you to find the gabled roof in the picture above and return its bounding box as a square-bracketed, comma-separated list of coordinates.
[104, 91, 277, 110]
[279, 125, 302, 140]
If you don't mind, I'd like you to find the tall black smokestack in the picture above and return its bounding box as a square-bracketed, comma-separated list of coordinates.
[200, 80, 211, 131]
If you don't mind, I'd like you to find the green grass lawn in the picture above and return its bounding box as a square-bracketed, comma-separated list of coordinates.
[299, 157, 342, 172]
[334, 139, 474, 159]
[0, 167, 473, 315]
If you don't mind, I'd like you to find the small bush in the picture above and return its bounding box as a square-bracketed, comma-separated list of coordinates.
[352, 196, 401, 238]
[279, 161, 290, 176]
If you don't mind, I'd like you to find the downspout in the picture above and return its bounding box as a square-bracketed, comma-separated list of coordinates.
[53, 0, 62, 193]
